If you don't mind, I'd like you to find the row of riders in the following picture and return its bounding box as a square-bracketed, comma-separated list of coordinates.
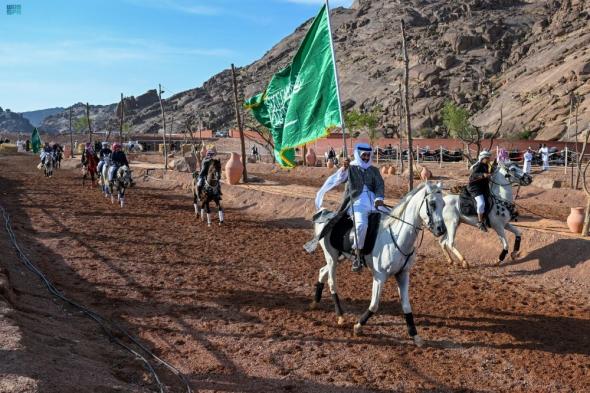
[39, 142, 64, 177]
[80, 142, 133, 208]
[307, 143, 532, 345]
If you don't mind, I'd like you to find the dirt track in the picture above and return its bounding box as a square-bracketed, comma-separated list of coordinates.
[0, 154, 589, 393]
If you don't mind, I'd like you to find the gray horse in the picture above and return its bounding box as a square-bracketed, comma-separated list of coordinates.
[439, 161, 532, 268]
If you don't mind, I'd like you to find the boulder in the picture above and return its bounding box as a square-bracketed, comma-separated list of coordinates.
[409, 64, 440, 81]
[436, 55, 457, 70]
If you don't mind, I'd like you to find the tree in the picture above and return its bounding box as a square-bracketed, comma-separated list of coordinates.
[442, 101, 502, 163]
[73, 117, 88, 134]
[345, 108, 381, 147]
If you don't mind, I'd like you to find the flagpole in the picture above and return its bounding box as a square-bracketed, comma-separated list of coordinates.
[326, 0, 363, 270]
[325, 0, 347, 158]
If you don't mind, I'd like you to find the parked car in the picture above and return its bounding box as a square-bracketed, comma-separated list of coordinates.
[215, 130, 229, 137]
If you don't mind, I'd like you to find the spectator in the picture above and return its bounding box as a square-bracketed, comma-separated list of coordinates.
[523, 147, 533, 174]
[539, 143, 549, 171]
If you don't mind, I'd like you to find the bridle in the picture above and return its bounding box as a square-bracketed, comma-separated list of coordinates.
[383, 189, 442, 273]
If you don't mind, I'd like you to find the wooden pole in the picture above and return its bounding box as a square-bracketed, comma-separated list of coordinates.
[576, 127, 590, 190]
[398, 82, 404, 174]
[69, 107, 74, 158]
[158, 84, 168, 170]
[440, 145, 443, 168]
[119, 93, 124, 144]
[86, 102, 93, 144]
[401, 20, 414, 190]
[582, 161, 590, 236]
[231, 63, 248, 182]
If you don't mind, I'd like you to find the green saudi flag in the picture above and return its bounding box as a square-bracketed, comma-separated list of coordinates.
[31, 127, 42, 153]
[245, 4, 342, 168]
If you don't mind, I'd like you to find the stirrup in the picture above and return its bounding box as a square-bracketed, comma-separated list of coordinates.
[351, 251, 363, 273]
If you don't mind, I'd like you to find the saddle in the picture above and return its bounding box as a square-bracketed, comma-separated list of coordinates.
[311, 210, 381, 255]
[458, 186, 492, 218]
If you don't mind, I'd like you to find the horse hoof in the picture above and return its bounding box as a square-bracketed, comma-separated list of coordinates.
[309, 301, 318, 311]
[413, 335, 424, 347]
[353, 323, 363, 336]
[461, 261, 469, 269]
[337, 316, 345, 326]
[510, 251, 520, 261]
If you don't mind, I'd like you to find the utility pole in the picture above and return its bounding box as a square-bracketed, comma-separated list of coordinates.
[398, 81, 404, 174]
[86, 102, 93, 144]
[119, 93, 125, 144]
[401, 20, 414, 190]
[158, 84, 168, 170]
[69, 107, 74, 158]
[231, 63, 248, 182]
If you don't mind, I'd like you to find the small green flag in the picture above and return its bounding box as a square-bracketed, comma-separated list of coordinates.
[31, 127, 41, 153]
[245, 4, 341, 168]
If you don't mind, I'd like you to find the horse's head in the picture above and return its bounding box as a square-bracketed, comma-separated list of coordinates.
[420, 182, 446, 237]
[496, 160, 532, 186]
[118, 165, 132, 187]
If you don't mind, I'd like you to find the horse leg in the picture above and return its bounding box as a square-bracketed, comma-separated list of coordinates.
[354, 275, 385, 335]
[206, 203, 212, 227]
[492, 224, 509, 266]
[439, 236, 454, 265]
[193, 190, 204, 217]
[446, 221, 469, 268]
[396, 270, 423, 347]
[217, 202, 224, 225]
[119, 188, 125, 208]
[310, 264, 329, 310]
[505, 223, 522, 260]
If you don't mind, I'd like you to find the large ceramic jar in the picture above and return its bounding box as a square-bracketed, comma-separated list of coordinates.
[380, 166, 388, 176]
[327, 158, 335, 169]
[225, 152, 243, 185]
[200, 145, 208, 159]
[306, 148, 317, 166]
[388, 166, 396, 175]
[420, 166, 432, 181]
[566, 207, 585, 234]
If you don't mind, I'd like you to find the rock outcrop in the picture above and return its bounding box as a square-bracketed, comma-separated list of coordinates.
[0, 107, 33, 133]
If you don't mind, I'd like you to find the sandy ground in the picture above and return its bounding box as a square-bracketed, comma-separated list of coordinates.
[0, 153, 589, 393]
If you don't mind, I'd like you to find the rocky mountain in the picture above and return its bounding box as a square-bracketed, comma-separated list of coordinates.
[40, 0, 590, 141]
[21, 107, 65, 127]
[0, 107, 34, 133]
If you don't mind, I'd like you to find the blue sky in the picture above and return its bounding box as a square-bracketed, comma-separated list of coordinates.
[0, 0, 353, 112]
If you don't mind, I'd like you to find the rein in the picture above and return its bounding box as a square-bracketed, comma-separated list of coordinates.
[383, 191, 436, 275]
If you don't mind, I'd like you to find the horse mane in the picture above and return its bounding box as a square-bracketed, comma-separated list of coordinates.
[384, 183, 426, 226]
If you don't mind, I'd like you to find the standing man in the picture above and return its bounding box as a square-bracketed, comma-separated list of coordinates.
[539, 143, 549, 171]
[523, 147, 533, 174]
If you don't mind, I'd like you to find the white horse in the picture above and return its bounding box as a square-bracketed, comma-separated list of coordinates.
[311, 182, 447, 346]
[43, 152, 55, 177]
[111, 165, 132, 208]
[439, 161, 532, 268]
[99, 155, 113, 198]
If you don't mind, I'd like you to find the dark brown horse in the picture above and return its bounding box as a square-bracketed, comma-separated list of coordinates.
[193, 159, 224, 226]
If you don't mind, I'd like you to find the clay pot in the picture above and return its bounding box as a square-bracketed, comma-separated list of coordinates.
[388, 166, 396, 175]
[381, 166, 388, 176]
[420, 166, 432, 181]
[306, 148, 317, 166]
[225, 152, 243, 185]
[327, 158, 335, 169]
[566, 207, 585, 234]
[200, 145, 207, 159]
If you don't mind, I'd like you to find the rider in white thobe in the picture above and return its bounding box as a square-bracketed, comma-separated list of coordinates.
[315, 143, 385, 272]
